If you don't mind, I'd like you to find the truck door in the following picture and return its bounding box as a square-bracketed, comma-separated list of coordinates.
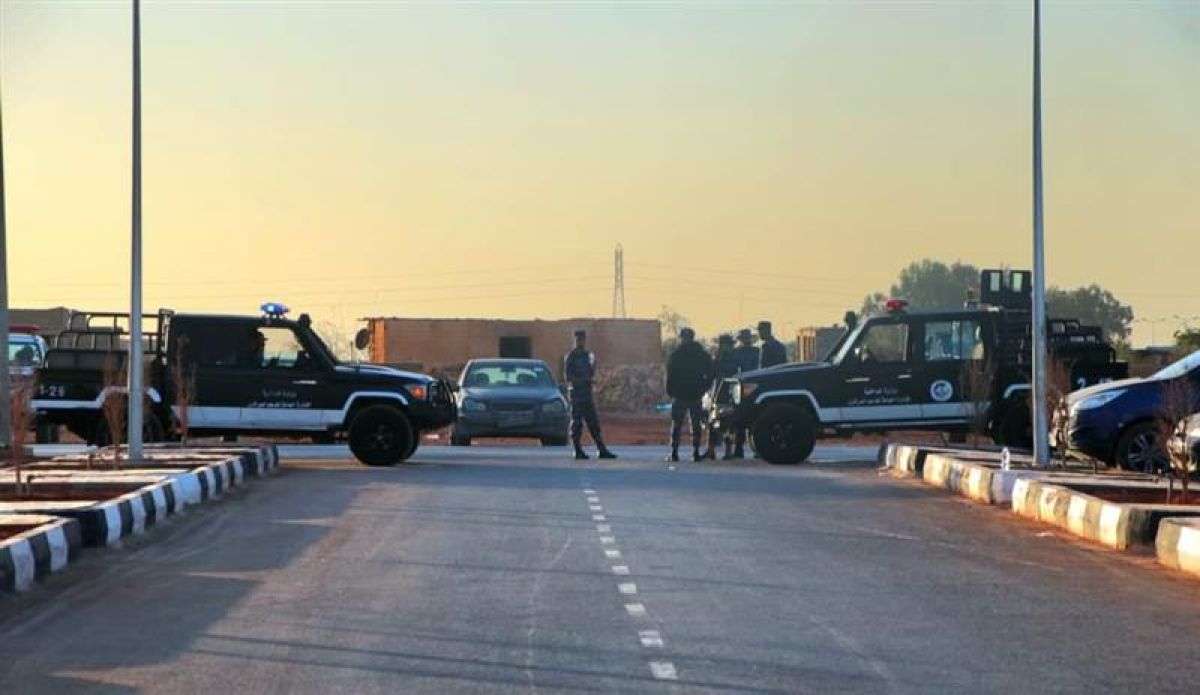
[239, 324, 325, 430]
[172, 318, 253, 429]
[917, 317, 991, 422]
[833, 318, 924, 424]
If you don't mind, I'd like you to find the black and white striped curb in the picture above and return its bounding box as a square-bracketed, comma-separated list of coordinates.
[53, 477, 185, 547]
[140, 445, 280, 477]
[1012, 477, 1200, 550]
[1156, 517, 1200, 577]
[0, 515, 83, 593]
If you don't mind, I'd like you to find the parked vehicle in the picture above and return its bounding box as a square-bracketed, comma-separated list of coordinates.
[31, 306, 456, 466]
[450, 359, 570, 446]
[1063, 350, 1200, 472]
[7, 324, 47, 380]
[727, 269, 1129, 465]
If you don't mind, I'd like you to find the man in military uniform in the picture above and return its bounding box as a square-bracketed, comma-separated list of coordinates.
[665, 327, 714, 463]
[727, 329, 761, 459]
[758, 320, 788, 369]
[564, 330, 617, 461]
[702, 333, 738, 460]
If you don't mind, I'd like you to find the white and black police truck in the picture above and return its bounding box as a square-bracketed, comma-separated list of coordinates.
[32, 305, 456, 466]
[725, 269, 1128, 465]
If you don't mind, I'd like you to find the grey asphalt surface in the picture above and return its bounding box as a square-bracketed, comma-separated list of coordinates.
[2, 443, 1200, 694]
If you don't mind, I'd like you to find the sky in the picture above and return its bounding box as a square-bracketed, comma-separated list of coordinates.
[2, 0, 1197, 348]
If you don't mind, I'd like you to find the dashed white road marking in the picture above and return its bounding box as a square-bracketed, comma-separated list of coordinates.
[625, 602, 647, 616]
[604, 549, 622, 559]
[583, 489, 596, 495]
[612, 565, 630, 576]
[592, 514, 607, 522]
[587, 496, 600, 504]
[600, 536, 616, 545]
[649, 661, 678, 680]
[639, 630, 664, 648]
[596, 524, 611, 533]
[618, 582, 637, 595]
[589, 505, 603, 512]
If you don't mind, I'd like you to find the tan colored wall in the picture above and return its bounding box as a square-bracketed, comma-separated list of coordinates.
[367, 318, 662, 377]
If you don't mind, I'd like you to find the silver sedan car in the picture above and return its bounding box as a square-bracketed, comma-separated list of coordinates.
[450, 359, 570, 446]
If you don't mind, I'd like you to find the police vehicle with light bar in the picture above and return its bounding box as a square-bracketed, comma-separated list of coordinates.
[32, 304, 456, 466]
[725, 269, 1128, 465]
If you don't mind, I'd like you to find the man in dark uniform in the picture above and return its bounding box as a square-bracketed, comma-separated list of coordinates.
[564, 330, 617, 461]
[727, 329, 761, 459]
[665, 328, 714, 463]
[758, 320, 788, 369]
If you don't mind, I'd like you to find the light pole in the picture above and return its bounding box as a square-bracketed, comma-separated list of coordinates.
[127, 0, 145, 460]
[0, 87, 10, 451]
[1031, 0, 1051, 467]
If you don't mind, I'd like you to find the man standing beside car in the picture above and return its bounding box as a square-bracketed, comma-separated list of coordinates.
[666, 328, 715, 463]
[758, 320, 788, 369]
[727, 329, 760, 459]
[564, 330, 617, 461]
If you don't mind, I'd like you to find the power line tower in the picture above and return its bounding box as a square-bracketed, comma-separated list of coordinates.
[612, 244, 626, 319]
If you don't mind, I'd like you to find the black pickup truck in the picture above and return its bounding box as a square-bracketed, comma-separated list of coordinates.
[31, 308, 456, 466]
[727, 269, 1128, 464]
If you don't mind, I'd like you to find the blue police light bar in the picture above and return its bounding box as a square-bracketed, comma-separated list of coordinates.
[261, 302, 290, 318]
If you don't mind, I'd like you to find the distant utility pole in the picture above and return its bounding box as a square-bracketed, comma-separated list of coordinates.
[128, 0, 145, 460]
[0, 87, 11, 451]
[612, 244, 626, 319]
[1031, 0, 1050, 468]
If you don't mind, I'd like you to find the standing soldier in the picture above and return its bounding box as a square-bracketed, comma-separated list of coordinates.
[665, 328, 714, 463]
[564, 330, 617, 461]
[727, 329, 761, 459]
[758, 320, 788, 369]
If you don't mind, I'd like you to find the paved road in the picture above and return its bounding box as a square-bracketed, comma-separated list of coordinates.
[2, 445, 1200, 694]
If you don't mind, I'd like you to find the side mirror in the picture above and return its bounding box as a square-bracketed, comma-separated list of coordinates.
[354, 328, 370, 351]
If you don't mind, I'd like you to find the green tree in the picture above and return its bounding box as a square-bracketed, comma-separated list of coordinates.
[657, 306, 692, 359]
[864, 260, 980, 314]
[1045, 285, 1134, 346]
[1175, 327, 1200, 353]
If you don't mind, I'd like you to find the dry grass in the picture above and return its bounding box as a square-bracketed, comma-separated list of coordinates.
[959, 359, 996, 446]
[8, 378, 37, 495]
[1158, 377, 1195, 503]
[101, 353, 127, 467]
[594, 364, 667, 413]
[170, 337, 195, 444]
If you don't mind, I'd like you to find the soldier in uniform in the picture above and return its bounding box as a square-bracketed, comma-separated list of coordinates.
[727, 329, 761, 459]
[758, 320, 788, 369]
[564, 330, 617, 461]
[665, 327, 714, 463]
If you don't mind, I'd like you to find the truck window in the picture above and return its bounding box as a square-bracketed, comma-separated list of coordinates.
[857, 323, 909, 364]
[178, 325, 243, 368]
[924, 320, 984, 362]
[255, 327, 310, 370]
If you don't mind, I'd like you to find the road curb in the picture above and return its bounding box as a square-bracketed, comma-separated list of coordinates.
[1156, 517, 1200, 575]
[921, 453, 1050, 505]
[879, 443, 928, 476]
[1011, 478, 1200, 550]
[0, 515, 83, 593]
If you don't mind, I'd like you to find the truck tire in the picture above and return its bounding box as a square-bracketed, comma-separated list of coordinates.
[348, 405, 414, 466]
[751, 404, 816, 465]
[405, 434, 421, 459]
[1114, 422, 1166, 473]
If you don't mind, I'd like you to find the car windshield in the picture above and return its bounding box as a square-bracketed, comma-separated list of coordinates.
[7, 336, 43, 366]
[1153, 350, 1200, 381]
[463, 362, 556, 389]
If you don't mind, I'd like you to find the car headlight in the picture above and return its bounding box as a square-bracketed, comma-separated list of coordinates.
[462, 398, 487, 412]
[542, 399, 567, 414]
[406, 384, 429, 400]
[738, 382, 758, 404]
[1075, 390, 1126, 412]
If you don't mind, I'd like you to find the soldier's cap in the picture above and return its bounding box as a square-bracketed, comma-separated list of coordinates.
[757, 320, 772, 332]
[679, 327, 695, 340]
[573, 329, 587, 338]
[737, 328, 754, 341]
[718, 333, 734, 344]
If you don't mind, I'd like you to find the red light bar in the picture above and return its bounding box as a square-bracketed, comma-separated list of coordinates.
[8, 324, 41, 335]
[884, 299, 908, 313]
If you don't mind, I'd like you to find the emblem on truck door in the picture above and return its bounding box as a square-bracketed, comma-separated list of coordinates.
[930, 380, 954, 402]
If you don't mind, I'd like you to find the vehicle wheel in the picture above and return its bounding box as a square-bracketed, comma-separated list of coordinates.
[994, 403, 1032, 449]
[348, 405, 414, 466]
[540, 437, 569, 447]
[404, 433, 422, 459]
[750, 404, 816, 465]
[1114, 422, 1166, 473]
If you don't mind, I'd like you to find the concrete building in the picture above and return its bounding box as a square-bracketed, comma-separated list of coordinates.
[797, 325, 847, 362]
[363, 317, 662, 377]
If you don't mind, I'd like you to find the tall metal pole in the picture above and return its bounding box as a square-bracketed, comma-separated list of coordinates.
[1031, 0, 1050, 467]
[128, 0, 145, 459]
[0, 87, 11, 451]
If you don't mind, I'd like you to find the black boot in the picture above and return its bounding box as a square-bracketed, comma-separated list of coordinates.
[665, 449, 679, 463]
[597, 444, 618, 460]
[692, 449, 703, 462]
[573, 443, 589, 460]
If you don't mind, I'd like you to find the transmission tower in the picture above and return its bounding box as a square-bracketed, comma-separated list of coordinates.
[612, 244, 626, 319]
